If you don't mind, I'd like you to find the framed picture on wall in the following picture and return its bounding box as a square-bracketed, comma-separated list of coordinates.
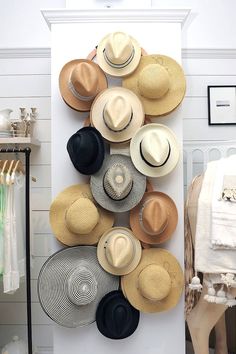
[208, 86, 236, 125]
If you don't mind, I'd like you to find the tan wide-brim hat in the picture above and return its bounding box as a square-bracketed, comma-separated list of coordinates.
[97, 227, 142, 275]
[97, 32, 141, 77]
[90, 87, 144, 143]
[130, 123, 180, 178]
[130, 191, 178, 245]
[59, 59, 107, 112]
[121, 248, 184, 313]
[49, 184, 114, 246]
[123, 54, 186, 116]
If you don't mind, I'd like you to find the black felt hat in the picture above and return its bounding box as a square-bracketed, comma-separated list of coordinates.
[67, 127, 105, 175]
[96, 290, 140, 339]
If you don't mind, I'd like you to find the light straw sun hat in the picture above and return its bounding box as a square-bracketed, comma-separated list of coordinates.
[130, 191, 178, 245]
[49, 184, 114, 246]
[121, 248, 184, 313]
[38, 246, 119, 328]
[59, 59, 107, 111]
[97, 31, 141, 77]
[97, 227, 142, 275]
[123, 54, 186, 116]
[90, 87, 144, 143]
[130, 123, 180, 178]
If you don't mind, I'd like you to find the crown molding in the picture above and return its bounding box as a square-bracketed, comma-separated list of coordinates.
[0, 47, 51, 59]
[41, 8, 191, 29]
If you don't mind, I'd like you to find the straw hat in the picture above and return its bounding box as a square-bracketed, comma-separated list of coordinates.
[97, 32, 141, 77]
[67, 127, 105, 175]
[123, 54, 186, 116]
[38, 246, 119, 328]
[90, 154, 146, 213]
[59, 59, 107, 111]
[121, 248, 184, 313]
[49, 184, 114, 246]
[97, 227, 142, 275]
[90, 87, 144, 143]
[130, 191, 178, 245]
[96, 290, 140, 339]
[130, 123, 180, 177]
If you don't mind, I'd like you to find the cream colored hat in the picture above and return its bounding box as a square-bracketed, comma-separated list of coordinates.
[90, 87, 144, 143]
[97, 32, 141, 77]
[130, 123, 180, 177]
[121, 248, 184, 313]
[123, 54, 186, 116]
[97, 227, 142, 275]
[49, 184, 114, 246]
[59, 59, 107, 111]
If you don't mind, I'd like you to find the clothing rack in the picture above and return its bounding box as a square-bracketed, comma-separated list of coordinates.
[0, 147, 32, 354]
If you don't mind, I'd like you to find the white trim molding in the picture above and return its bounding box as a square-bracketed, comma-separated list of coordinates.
[0, 47, 51, 59]
[41, 8, 191, 29]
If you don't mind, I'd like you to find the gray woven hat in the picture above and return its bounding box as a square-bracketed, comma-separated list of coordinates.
[90, 154, 146, 213]
[38, 246, 119, 328]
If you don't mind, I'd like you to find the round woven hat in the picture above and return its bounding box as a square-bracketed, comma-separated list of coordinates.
[90, 154, 146, 213]
[123, 54, 186, 116]
[90, 87, 144, 143]
[49, 184, 114, 246]
[38, 246, 119, 328]
[96, 290, 140, 339]
[59, 59, 107, 111]
[121, 248, 184, 313]
[97, 32, 141, 77]
[130, 123, 180, 178]
[97, 227, 142, 275]
[130, 191, 178, 245]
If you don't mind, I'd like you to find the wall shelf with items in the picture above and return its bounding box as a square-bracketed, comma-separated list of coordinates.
[0, 137, 40, 146]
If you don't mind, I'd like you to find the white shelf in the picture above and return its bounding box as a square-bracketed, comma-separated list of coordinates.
[0, 137, 40, 146]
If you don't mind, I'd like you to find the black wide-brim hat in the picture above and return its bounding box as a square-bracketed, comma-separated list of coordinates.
[96, 290, 140, 339]
[67, 127, 105, 175]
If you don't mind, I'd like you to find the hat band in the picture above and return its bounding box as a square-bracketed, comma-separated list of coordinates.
[103, 176, 134, 201]
[103, 47, 135, 69]
[139, 141, 171, 168]
[103, 110, 133, 133]
[68, 80, 96, 102]
[139, 199, 168, 236]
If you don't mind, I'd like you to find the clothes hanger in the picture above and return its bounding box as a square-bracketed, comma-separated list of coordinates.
[5, 159, 15, 185]
[0, 160, 8, 184]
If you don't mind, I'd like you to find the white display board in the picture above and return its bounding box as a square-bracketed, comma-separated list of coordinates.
[42, 8, 190, 354]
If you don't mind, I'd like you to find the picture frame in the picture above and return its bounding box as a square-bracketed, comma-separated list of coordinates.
[208, 85, 236, 125]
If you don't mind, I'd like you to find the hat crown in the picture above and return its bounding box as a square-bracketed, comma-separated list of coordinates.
[66, 197, 99, 234]
[138, 63, 170, 99]
[67, 266, 98, 306]
[105, 233, 134, 269]
[105, 32, 133, 65]
[103, 94, 132, 131]
[141, 199, 168, 235]
[70, 62, 99, 97]
[141, 131, 170, 167]
[138, 264, 171, 301]
[104, 163, 133, 200]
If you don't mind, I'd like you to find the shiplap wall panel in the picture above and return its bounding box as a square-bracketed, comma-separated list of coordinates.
[186, 75, 236, 97]
[33, 211, 51, 234]
[0, 75, 50, 97]
[0, 58, 51, 75]
[31, 165, 51, 188]
[183, 58, 236, 75]
[31, 143, 51, 165]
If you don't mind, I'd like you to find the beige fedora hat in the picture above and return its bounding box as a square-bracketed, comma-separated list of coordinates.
[121, 248, 184, 313]
[97, 32, 141, 77]
[130, 191, 178, 245]
[97, 227, 142, 275]
[130, 123, 180, 178]
[123, 54, 186, 116]
[59, 59, 107, 111]
[90, 87, 144, 143]
[49, 184, 114, 246]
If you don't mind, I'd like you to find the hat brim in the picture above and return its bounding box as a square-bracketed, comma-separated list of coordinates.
[90, 87, 144, 143]
[121, 248, 184, 313]
[122, 55, 186, 116]
[49, 184, 114, 246]
[97, 34, 141, 77]
[90, 154, 146, 213]
[97, 227, 142, 275]
[38, 246, 119, 328]
[96, 290, 140, 339]
[59, 59, 108, 112]
[130, 192, 178, 245]
[130, 123, 180, 178]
